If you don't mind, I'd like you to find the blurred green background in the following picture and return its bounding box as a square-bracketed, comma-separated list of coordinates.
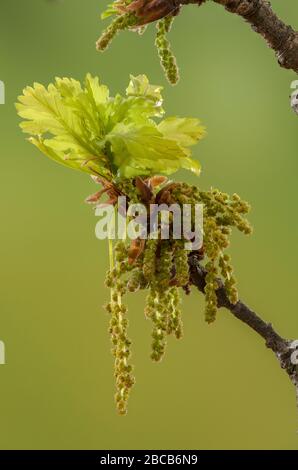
[0, 0, 298, 450]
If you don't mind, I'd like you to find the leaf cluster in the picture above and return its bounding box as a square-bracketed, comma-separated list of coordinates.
[16, 74, 205, 179]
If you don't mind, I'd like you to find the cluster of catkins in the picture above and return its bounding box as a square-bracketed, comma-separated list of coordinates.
[103, 180, 251, 415]
[97, 8, 180, 84]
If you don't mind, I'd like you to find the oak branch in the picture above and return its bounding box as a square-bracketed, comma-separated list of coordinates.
[183, 0, 298, 75]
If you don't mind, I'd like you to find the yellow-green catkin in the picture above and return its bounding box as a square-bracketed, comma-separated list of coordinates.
[144, 287, 155, 320]
[196, 187, 252, 322]
[97, 14, 135, 51]
[110, 301, 135, 415]
[203, 218, 220, 323]
[173, 240, 189, 287]
[210, 189, 252, 235]
[145, 241, 174, 361]
[204, 261, 218, 324]
[219, 254, 238, 305]
[105, 298, 134, 415]
[156, 241, 173, 289]
[127, 267, 147, 292]
[104, 241, 135, 415]
[167, 287, 183, 339]
[150, 289, 168, 362]
[145, 244, 183, 359]
[102, 180, 252, 412]
[155, 16, 179, 85]
[143, 239, 158, 282]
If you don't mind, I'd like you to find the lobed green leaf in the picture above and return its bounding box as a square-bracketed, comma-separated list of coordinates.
[16, 74, 205, 179]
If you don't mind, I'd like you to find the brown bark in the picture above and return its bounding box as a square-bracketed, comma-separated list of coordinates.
[210, 0, 298, 74]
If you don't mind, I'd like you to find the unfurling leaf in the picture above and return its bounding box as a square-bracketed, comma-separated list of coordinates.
[16, 74, 205, 179]
[158, 117, 206, 151]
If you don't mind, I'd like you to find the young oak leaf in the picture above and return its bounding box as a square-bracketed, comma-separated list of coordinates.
[104, 74, 164, 130]
[16, 78, 110, 177]
[126, 74, 163, 107]
[55, 74, 109, 139]
[158, 117, 206, 150]
[29, 137, 104, 176]
[106, 122, 201, 177]
[16, 74, 204, 179]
